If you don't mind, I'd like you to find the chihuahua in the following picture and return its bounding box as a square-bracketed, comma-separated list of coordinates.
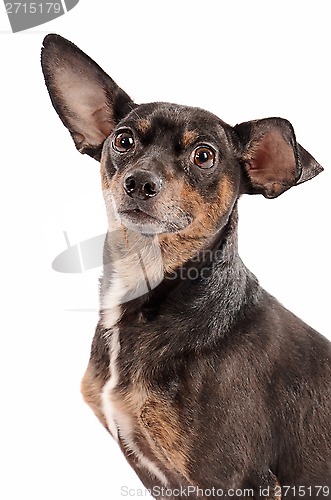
[41, 34, 330, 499]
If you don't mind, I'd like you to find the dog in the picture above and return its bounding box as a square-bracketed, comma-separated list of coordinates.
[41, 34, 331, 499]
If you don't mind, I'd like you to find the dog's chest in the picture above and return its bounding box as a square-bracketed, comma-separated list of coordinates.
[100, 325, 190, 487]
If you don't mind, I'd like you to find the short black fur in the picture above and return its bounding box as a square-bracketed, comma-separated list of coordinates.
[41, 35, 330, 499]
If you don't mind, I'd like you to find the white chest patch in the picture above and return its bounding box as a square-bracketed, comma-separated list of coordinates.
[101, 327, 120, 441]
[101, 327, 169, 487]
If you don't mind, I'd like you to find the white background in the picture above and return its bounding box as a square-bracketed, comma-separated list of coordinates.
[0, 1, 330, 499]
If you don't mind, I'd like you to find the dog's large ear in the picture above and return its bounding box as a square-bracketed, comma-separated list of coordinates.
[234, 118, 323, 198]
[41, 34, 135, 161]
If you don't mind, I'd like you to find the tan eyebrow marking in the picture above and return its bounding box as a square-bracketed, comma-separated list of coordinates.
[181, 130, 199, 148]
[135, 118, 152, 134]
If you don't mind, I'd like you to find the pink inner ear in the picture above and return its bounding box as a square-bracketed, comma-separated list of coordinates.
[247, 130, 297, 196]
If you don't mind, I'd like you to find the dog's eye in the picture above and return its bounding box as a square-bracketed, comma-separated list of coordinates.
[113, 131, 135, 153]
[192, 146, 216, 169]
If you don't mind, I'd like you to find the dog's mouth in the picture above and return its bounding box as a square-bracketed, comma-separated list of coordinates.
[118, 208, 166, 235]
[120, 208, 159, 224]
[117, 206, 192, 235]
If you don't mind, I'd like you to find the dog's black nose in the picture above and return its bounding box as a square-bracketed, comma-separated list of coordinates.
[123, 170, 162, 200]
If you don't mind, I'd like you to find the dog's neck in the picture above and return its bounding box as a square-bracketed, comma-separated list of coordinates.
[100, 203, 262, 344]
[154, 205, 262, 344]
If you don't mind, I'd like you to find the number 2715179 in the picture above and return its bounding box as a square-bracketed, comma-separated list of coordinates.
[5, 3, 61, 14]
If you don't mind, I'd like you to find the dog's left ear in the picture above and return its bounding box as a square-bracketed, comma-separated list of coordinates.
[41, 34, 135, 161]
[234, 118, 323, 198]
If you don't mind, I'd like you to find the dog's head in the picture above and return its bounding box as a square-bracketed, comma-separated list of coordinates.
[41, 34, 323, 243]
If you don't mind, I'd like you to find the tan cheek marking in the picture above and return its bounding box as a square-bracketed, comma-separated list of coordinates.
[100, 157, 110, 190]
[181, 130, 199, 148]
[218, 174, 235, 211]
[140, 398, 190, 479]
[196, 173, 236, 232]
[159, 175, 236, 274]
[136, 118, 152, 134]
[158, 183, 205, 273]
[81, 364, 108, 429]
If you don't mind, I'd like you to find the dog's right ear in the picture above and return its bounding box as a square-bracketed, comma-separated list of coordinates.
[41, 34, 135, 161]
